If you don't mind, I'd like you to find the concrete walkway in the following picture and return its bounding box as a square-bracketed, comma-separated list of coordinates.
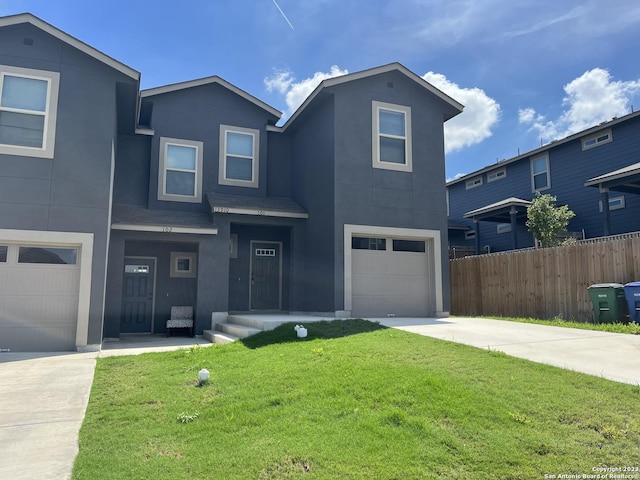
[379, 316, 640, 385]
[1, 318, 638, 479]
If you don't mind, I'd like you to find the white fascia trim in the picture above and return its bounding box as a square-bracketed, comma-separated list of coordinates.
[141, 76, 281, 118]
[0, 228, 94, 349]
[343, 224, 443, 314]
[0, 14, 139, 80]
[111, 224, 218, 235]
[211, 206, 309, 219]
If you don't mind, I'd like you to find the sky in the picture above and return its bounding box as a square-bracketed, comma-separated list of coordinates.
[3, 0, 640, 180]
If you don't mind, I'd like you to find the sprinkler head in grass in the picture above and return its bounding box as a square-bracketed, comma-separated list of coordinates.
[198, 368, 210, 386]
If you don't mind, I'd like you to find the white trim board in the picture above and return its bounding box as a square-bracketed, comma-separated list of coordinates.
[111, 224, 218, 235]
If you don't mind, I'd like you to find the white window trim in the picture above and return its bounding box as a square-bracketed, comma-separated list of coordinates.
[219, 124, 259, 188]
[487, 168, 506, 183]
[531, 154, 551, 192]
[465, 176, 483, 190]
[170, 252, 197, 278]
[464, 230, 476, 240]
[372, 101, 412, 172]
[599, 195, 625, 212]
[497, 223, 512, 234]
[157, 137, 203, 203]
[582, 129, 612, 150]
[0, 65, 60, 159]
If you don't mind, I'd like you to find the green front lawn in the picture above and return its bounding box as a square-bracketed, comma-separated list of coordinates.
[73, 320, 640, 479]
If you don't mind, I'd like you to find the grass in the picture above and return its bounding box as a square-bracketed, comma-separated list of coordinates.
[73, 320, 640, 479]
[474, 316, 640, 335]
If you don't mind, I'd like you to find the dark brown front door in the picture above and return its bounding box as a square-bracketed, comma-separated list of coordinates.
[121, 258, 155, 333]
[250, 242, 281, 310]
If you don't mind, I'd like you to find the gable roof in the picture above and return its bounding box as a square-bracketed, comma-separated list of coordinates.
[0, 13, 139, 80]
[141, 75, 282, 118]
[447, 109, 640, 188]
[269, 62, 464, 132]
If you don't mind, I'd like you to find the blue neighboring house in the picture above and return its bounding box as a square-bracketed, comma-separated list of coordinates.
[0, 13, 463, 352]
[447, 110, 640, 255]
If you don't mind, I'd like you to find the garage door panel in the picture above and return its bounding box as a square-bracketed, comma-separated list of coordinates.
[0, 325, 76, 351]
[351, 241, 434, 318]
[0, 243, 80, 351]
[4, 268, 79, 295]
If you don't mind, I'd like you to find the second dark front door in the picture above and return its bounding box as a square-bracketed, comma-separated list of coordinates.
[121, 258, 155, 333]
[250, 242, 281, 310]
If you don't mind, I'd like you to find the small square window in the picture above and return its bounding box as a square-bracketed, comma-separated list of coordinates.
[464, 230, 476, 240]
[170, 252, 197, 278]
[487, 168, 506, 183]
[582, 129, 612, 150]
[465, 177, 483, 189]
[352, 237, 387, 250]
[497, 223, 512, 234]
[599, 196, 625, 212]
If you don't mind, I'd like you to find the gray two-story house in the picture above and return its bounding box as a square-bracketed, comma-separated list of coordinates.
[0, 13, 462, 352]
[447, 111, 640, 254]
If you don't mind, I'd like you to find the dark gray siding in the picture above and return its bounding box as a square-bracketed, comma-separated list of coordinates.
[0, 23, 138, 345]
[290, 96, 336, 312]
[114, 135, 150, 207]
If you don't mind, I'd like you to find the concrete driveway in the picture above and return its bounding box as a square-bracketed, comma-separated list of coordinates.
[0, 352, 97, 480]
[379, 316, 640, 385]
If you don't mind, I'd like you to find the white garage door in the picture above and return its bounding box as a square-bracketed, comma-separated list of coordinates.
[351, 237, 433, 317]
[0, 244, 80, 351]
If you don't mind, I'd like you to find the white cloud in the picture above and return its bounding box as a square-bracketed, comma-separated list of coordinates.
[423, 72, 500, 153]
[265, 66, 349, 120]
[519, 68, 640, 141]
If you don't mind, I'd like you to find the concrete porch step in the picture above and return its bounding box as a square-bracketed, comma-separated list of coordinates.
[203, 329, 238, 345]
[216, 322, 262, 339]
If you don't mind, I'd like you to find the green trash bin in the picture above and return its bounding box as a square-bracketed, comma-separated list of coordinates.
[587, 283, 629, 324]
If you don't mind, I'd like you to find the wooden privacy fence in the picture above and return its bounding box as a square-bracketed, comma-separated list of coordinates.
[450, 232, 640, 322]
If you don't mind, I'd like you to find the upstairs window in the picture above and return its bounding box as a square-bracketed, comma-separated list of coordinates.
[0, 65, 59, 158]
[158, 137, 203, 203]
[487, 168, 506, 183]
[372, 101, 412, 172]
[582, 129, 612, 150]
[466, 177, 483, 190]
[531, 154, 550, 192]
[219, 125, 259, 188]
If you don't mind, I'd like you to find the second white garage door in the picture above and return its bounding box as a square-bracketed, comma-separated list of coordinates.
[351, 237, 433, 317]
[0, 244, 80, 352]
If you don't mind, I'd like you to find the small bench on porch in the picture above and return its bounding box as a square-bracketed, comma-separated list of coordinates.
[166, 306, 194, 337]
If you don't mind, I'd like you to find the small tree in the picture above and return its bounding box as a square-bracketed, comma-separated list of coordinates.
[526, 193, 575, 248]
